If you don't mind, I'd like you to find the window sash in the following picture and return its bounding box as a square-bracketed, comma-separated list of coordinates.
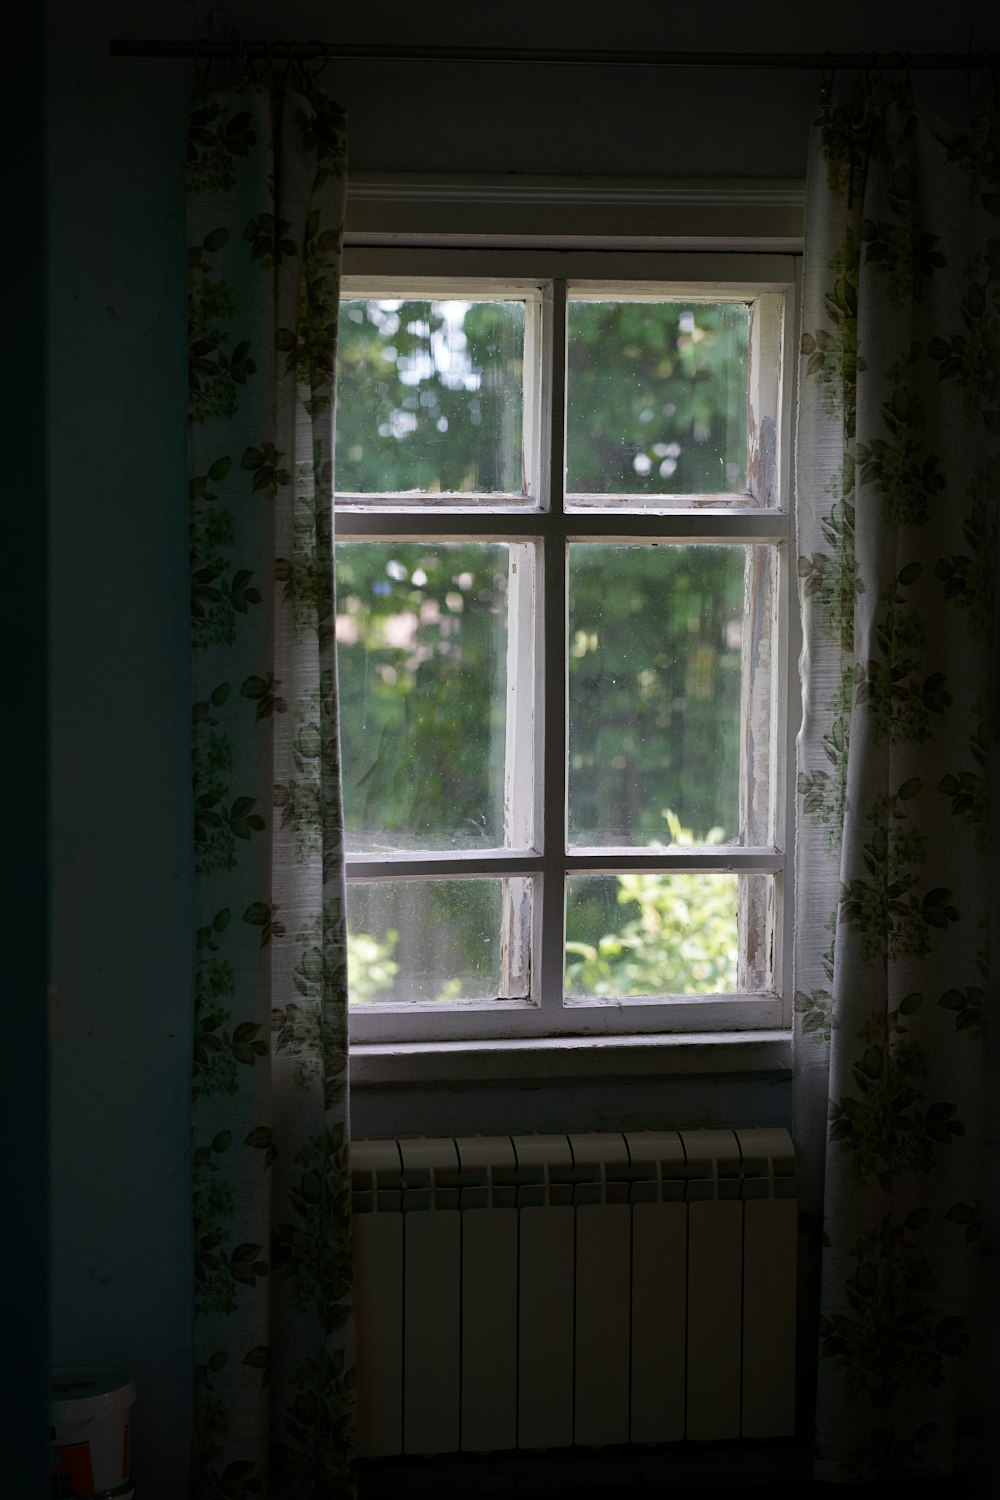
[337, 254, 797, 1041]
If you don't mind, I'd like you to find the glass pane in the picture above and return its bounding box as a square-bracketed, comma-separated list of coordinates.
[347, 879, 529, 1003]
[568, 544, 750, 847]
[565, 873, 770, 997]
[335, 299, 525, 494]
[565, 300, 748, 500]
[337, 543, 511, 853]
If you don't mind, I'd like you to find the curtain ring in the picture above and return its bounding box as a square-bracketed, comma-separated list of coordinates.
[850, 53, 865, 113]
[192, 36, 211, 95]
[890, 51, 913, 108]
[870, 52, 887, 109]
[236, 35, 252, 89]
[305, 39, 329, 78]
[818, 51, 834, 110]
[270, 38, 293, 92]
[295, 39, 328, 92]
[251, 37, 271, 86]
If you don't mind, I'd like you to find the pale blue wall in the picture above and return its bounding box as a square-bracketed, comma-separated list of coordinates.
[46, 3, 992, 1497]
[47, 8, 193, 1493]
[11, 12, 48, 1498]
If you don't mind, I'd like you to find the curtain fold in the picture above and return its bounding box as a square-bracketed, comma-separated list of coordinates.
[186, 75, 353, 1500]
[794, 98, 998, 1482]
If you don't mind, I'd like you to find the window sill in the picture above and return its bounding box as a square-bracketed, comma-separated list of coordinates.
[350, 1029, 792, 1088]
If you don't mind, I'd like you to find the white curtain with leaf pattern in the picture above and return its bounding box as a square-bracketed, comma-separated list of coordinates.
[794, 96, 998, 1483]
[187, 73, 354, 1500]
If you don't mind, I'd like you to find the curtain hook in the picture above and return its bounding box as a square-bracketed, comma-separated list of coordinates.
[818, 51, 835, 109]
[850, 53, 865, 113]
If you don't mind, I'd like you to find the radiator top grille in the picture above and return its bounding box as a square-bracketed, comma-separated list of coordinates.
[352, 1127, 795, 1212]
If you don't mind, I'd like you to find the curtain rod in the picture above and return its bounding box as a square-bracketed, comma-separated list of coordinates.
[109, 41, 999, 70]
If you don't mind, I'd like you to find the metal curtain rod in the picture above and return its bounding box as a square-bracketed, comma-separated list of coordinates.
[109, 40, 999, 70]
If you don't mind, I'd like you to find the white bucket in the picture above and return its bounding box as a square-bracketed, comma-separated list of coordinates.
[50, 1368, 135, 1499]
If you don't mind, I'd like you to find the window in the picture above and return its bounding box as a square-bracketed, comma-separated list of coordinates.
[334, 249, 797, 1045]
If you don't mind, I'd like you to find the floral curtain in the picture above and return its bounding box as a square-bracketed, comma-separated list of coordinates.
[794, 97, 998, 1482]
[186, 73, 354, 1499]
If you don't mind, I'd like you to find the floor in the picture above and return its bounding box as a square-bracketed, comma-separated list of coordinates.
[361, 1477, 991, 1497]
[360, 1442, 993, 1497]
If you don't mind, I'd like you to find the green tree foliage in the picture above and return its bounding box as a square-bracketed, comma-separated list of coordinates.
[568, 543, 743, 845]
[336, 541, 507, 849]
[335, 300, 524, 494]
[566, 813, 738, 996]
[566, 300, 748, 495]
[345, 931, 399, 1005]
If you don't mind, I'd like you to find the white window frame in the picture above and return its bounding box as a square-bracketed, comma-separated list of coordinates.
[338, 234, 800, 1053]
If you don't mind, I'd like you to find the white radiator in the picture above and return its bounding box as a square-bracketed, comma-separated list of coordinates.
[351, 1127, 796, 1458]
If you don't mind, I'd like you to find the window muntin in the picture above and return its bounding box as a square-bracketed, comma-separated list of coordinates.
[334, 260, 793, 1042]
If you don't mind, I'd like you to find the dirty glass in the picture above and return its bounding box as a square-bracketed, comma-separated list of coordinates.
[335, 299, 525, 494]
[565, 872, 772, 997]
[336, 542, 510, 852]
[567, 543, 748, 847]
[347, 879, 527, 1003]
[565, 300, 748, 499]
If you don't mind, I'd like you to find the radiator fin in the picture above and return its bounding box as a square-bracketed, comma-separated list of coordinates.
[353, 1212, 403, 1459]
[461, 1208, 518, 1452]
[686, 1199, 743, 1440]
[741, 1195, 798, 1437]
[517, 1205, 575, 1449]
[630, 1200, 686, 1443]
[403, 1210, 461, 1454]
[574, 1201, 631, 1446]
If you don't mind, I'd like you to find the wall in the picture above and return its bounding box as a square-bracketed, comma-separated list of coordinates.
[46, 3, 991, 1498]
[12, 10, 48, 1499]
[46, 7, 193, 1496]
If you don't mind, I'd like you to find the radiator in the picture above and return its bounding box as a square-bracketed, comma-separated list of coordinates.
[351, 1127, 796, 1458]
